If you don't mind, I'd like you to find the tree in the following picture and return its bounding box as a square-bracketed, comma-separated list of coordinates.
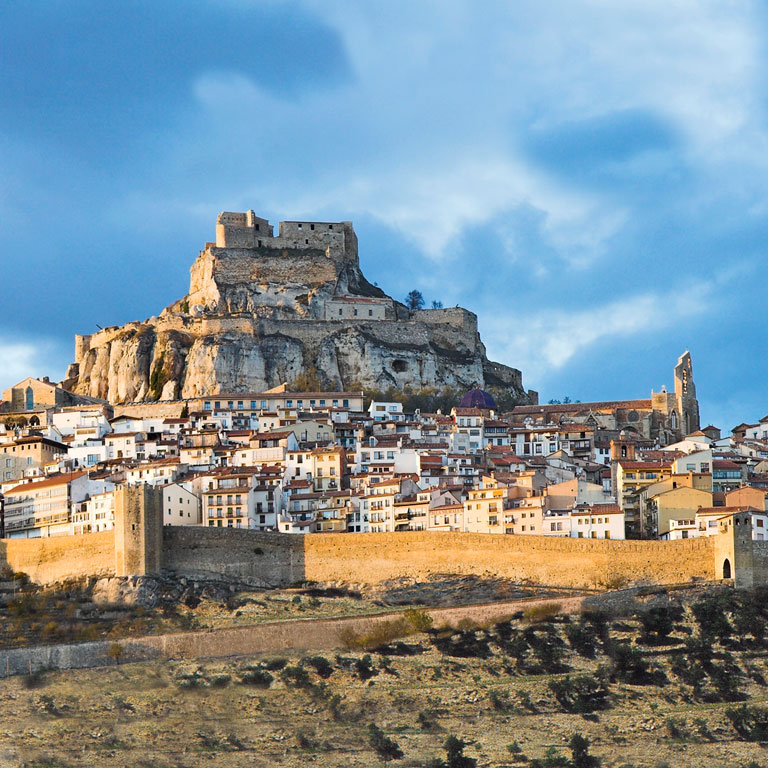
[405, 290, 424, 311]
[180, 404, 189, 418]
[444, 735, 476, 768]
[569, 733, 600, 768]
[368, 723, 404, 762]
[431, 300, 443, 309]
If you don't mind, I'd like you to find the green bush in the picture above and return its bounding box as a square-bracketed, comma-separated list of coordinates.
[238, 668, 273, 688]
[404, 608, 434, 633]
[692, 597, 732, 643]
[368, 723, 403, 762]
[280, 665, 312, 688]
[565, 620, 599, 658]
[355, 654, 378, 681]
[605, 641, 665, 686]
[548, 671, 610, 713]
[304, 655, 334, 679]
[433, 629, 492, 659]
[726, 704, 768, 741]
[262, 657, 288, 671]
[638, 605, 683, 645]
[570, 733, 600, 768]
[488, 688, 511, 712]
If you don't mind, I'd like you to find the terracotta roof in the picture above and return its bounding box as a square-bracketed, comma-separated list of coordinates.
[5, 471, 88, 495]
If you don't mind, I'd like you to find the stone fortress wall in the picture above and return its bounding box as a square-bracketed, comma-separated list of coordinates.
[0, 489, 757, 590]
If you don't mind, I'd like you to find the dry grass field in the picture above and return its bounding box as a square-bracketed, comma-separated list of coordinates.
[2, 585, 768, 767]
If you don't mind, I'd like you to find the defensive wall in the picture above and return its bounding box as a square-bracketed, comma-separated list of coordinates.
[0, 496, 744, 589]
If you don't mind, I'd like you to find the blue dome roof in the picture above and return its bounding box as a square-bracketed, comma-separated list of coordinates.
[459, 388, 497, 410]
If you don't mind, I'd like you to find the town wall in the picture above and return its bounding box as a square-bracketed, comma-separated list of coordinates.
[0, 531, 115, 584]
[162, 527, 306, 587]
[161, 528, 716, 589]
[0, 523, 743, 590]
[300, 531, 716, 588]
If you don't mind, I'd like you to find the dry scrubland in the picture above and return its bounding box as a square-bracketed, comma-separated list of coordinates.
[0, 572, 558, 649]
[3, 586, 768, 766]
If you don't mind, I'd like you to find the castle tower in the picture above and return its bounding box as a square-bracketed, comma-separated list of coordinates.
[674, 351, 700, 437]
[114, 485, 163, 576]
[714, 510, 755, 589]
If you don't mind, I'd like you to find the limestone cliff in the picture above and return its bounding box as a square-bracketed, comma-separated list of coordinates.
[63, 212, 536, 405]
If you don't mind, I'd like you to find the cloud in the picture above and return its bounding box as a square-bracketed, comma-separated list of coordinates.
[0, 337, 69, 394]
[483, 279, 716, 383]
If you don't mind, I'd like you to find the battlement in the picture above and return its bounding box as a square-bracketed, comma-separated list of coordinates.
[215, 210, 355, 254]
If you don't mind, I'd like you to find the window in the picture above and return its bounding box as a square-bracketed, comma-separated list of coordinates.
[369, 309, 373, 316]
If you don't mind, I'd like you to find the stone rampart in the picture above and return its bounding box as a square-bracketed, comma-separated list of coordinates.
[0, 525, 731, 591]
[0, 531, 115, 584]
[301, 531, 716, 589]
[162, 528, 716, 590]
[162, 527, 306, 587]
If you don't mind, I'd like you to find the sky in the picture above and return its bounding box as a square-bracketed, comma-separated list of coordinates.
[1, 0, 767, 430]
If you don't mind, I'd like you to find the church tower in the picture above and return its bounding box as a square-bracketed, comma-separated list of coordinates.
[674, 351, 700, 437]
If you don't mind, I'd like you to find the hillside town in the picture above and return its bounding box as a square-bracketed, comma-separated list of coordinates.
[1, 351, 766, 546]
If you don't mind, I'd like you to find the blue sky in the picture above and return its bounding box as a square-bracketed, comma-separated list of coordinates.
[1, 1, 766, 430]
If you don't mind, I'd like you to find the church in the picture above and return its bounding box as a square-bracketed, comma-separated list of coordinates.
[508, 352, 701, 446]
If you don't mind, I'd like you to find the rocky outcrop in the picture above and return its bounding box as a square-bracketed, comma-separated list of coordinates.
[63, 212, 536, 404]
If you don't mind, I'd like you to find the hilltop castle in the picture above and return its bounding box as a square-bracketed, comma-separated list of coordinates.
[63, 211, 535, 405]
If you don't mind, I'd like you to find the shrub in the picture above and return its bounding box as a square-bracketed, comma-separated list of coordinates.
[528, 746, 570, 767]
[638, 605, 683, 645]
[368, 723, 404, 762]
[340, 618, 411, 651]
[582, 609, 610, 641]
[280, 665, 312, 688]
[404, 609, 433, 632]
[570, 733, 600, 768]
[691, 597, 732, 643]
[670, 654, 706, 692]
[707, 661, 745, 702]
[605, 641, 665, 686]
[693, 717, 715, 741]
[525, 625, 568, 672]
[36, 694, 61, 716]
[355, 654, 378, 681]
[418, 710, 440, 732]
[238, 668, 273, 688]
[488, 688, 511, 712]
[262, 657, 288, 671]
[107, 643, 124, 665]
[304, 655, 334, 679]
[726, 704, 768, 741]
[523, 602, 562, 624]
[549, 671, 610, 713]
[665, 717, 687, 741]
[433, 629, 491, 659]
[297, 730, 319, 750]
[733, 603, 766, 646]
[444, 735, 476, 768]
[565, 620, 599, 658]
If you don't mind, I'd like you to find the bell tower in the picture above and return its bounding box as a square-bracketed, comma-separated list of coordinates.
[674, 351, 700, 437]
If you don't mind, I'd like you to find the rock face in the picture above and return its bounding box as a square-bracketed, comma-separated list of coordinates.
[63, 212, 536, 405]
